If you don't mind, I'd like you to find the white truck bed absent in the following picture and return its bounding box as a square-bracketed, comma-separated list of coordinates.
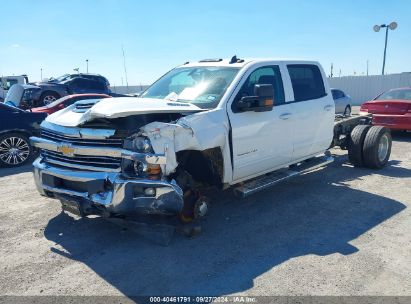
[29, 57, 392, 232]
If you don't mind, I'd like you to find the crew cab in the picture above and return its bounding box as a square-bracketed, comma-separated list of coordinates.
[30, 57, 392, 226]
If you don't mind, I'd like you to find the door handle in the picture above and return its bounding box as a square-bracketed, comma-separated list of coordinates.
[324, 105, 333, 111]
[279, 113, 292, 120]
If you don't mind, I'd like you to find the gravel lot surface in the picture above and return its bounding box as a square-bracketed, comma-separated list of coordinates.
[0, 130, 410, 297]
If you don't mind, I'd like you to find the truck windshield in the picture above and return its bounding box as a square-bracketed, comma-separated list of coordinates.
[141, 67, 240, 109]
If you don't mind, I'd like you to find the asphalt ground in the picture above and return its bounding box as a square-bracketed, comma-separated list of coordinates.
[0, 122, 410, 297]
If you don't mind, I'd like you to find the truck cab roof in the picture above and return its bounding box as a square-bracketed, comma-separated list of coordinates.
[180, 57, 317, 68]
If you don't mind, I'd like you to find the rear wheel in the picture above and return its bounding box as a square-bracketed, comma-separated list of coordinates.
[362, 126, 392, 169]
[40, 91, 60, 106]
[343, 105, 351, 116]
[0, 133, 33, 167]
[348, 125, 371, 167]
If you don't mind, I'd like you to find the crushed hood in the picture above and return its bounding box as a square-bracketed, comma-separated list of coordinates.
[45, 97, 205, 127]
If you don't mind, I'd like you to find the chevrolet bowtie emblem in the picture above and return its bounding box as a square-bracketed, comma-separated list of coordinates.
[57, 144, 75, 156]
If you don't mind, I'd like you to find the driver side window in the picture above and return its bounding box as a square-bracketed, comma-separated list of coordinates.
[233, 66, 285, 112]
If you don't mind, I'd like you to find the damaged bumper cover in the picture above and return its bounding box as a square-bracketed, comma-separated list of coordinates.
[31, 136, 184, 217]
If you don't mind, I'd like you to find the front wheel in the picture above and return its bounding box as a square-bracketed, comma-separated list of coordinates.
[0, 133, 33, 167]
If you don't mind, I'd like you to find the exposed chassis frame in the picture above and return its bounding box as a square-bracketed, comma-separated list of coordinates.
[331, 114, 373, 149]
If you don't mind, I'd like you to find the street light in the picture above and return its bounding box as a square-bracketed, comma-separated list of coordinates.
[86, 59, 89, 73]
[373, 21, 397, 75]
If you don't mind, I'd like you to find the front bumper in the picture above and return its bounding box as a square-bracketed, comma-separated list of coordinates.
[33, 157, 184, 217]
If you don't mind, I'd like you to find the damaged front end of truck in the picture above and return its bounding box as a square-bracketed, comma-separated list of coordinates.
[30, 97, 229, 222]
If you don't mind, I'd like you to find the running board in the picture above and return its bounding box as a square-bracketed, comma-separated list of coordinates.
[233, 154, 334, 198]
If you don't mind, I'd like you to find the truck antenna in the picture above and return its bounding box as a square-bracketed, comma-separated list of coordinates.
[229, 55, 238, 64]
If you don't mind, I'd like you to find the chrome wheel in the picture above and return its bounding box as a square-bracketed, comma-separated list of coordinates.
[378, 134, 389, 162]
[0, 136, 30, 166]
[43, 95, 57, 105]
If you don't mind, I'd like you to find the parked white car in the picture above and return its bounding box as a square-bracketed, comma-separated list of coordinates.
[0, 75, 28, 102]
[331, 88, 352, 116]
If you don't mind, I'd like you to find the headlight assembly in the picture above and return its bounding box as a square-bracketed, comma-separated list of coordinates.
[122, 136, 161, 177]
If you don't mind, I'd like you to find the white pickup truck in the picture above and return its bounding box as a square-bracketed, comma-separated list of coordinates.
[30, 57, 392, 224]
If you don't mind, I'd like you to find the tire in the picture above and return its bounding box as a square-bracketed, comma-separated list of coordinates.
[0, 133, 33, 167]
[40, 91, 60, 106]
[343, 105, 351, 116]
[348, 125, 371, 167]
[362, 126, 392, 169]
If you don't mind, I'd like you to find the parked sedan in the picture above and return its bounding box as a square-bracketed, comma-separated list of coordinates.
[31, 93, 111, 115]
[0, 103, 47, 167]
[331, 88, 352, 116]
[360, 87, 411, 131]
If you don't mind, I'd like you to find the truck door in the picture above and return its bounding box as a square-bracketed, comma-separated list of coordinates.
[228, 64, 294, 181]
[286, 64, 334, 161]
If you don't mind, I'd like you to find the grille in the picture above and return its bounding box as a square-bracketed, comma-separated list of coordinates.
[41, 150, 121, 172]
[40, 128, 124, 172]
[41, 129, 123, 148]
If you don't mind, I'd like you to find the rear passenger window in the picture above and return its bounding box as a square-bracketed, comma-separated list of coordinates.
[287, 64, 326, 102]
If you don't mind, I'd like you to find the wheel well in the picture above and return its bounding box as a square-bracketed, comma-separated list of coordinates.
[41, 90, 60, 97]
[175, 147, 224, 188]
[40, 90, 61, 99]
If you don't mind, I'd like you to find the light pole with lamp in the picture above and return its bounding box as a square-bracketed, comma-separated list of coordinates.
[373, 22, 397, 75]
[86, 59, 89, 73]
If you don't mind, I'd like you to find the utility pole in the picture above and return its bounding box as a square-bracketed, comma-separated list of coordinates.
[366, 60, 369, 76]
[330, 63, 334, 77]
[121, 44, 129, 93]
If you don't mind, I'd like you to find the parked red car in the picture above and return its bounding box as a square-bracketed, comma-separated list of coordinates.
[31, 93, 111, 115]
[360, 87, 411, 131]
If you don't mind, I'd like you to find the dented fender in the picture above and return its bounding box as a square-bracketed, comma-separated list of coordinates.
[141, 109, 233, 182]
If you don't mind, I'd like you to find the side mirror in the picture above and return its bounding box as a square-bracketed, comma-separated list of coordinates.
[237, 84, 275, 112]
